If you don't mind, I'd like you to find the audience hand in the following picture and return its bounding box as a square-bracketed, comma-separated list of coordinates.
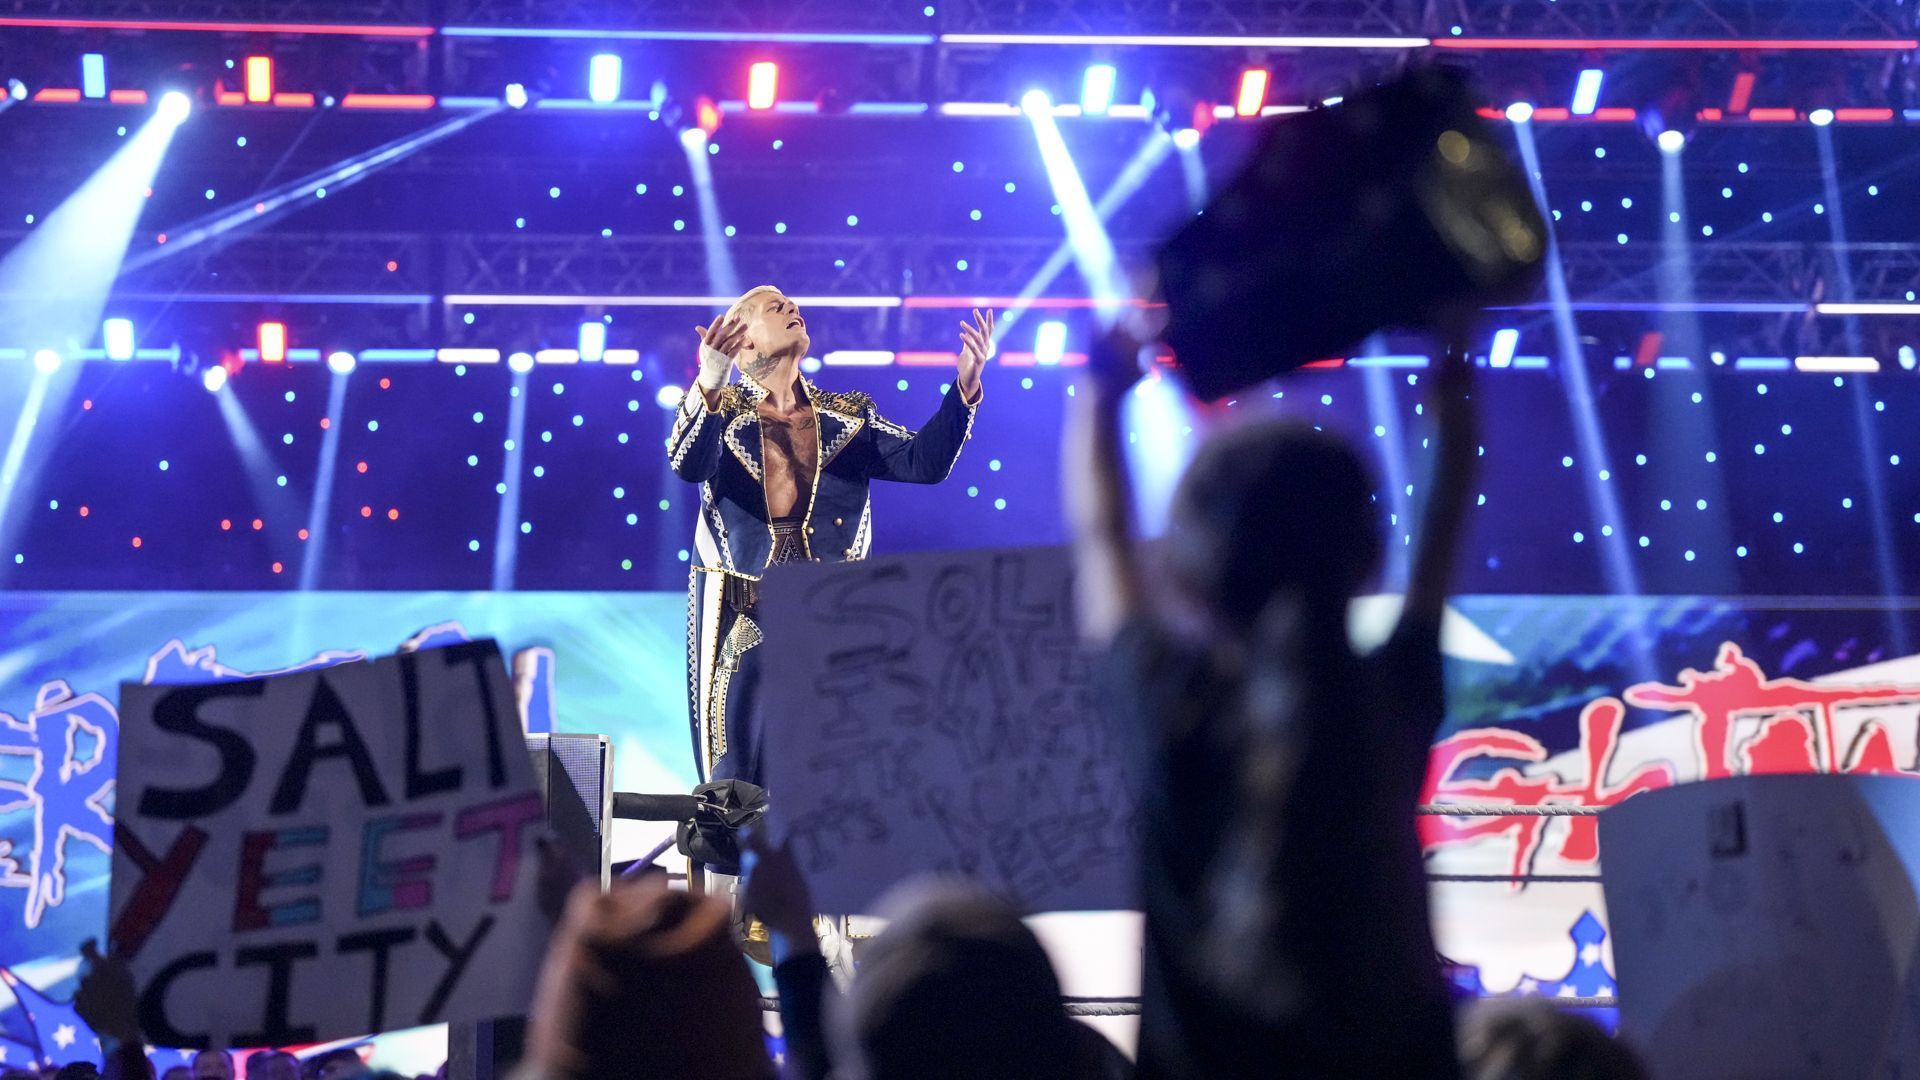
[74, 939, 141, 1047]
[1087, 317, 1151, 400]
[739, 827, 819, 963]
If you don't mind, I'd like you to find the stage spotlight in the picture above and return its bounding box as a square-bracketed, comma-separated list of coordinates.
[7, 79, 25, 101]
[32, 349, 61, 374]
[202, 365, 228, 393]
[1901, 346, 1917, 371]
[1172, 127, 1201, 149]
[326, 350, 356, 375]
[656, 384, 686, 409]
[1809, 107, 1835, 127]
[695, 96, 721, 135]
[1082, 64, 1116, 115]
[157, 90, 191, 125]
[1505, 101, 1534, 124]
[679, 126, 707, 150]
[103, 318, 134, 361]
[1571, 69, 1604, 115]
[1727, 71, 1756, 114]
[748, 62, 777, 110]
[504, 82, 529, 109]
[258, 321, 287, 363]
[1236, 69, 1269, 117]
[1657, 128, 1686, 153]
[578, 321, 606, 362]
[81, 54, 106, 100]
[1021, 88, 1052, 116]
[589, 54, 622, 104]
[507, 350, 535, 373]
[1489, 327, 1519, 368]
[1034, 320, 1067, 365]
[245, 56, 273, 104]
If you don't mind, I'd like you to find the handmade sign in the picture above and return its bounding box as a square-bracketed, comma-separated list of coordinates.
[1601, 774, 1920, 1078]
[757, 546, 1135, 914]
[111, 640, 550, 1049]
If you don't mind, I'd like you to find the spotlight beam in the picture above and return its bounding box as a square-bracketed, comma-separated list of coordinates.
[679, 129, 741, 298]
[298, 371, 351, 589]
[214, 383, 306, 569]
[490, 368, 531, 590]
[1358, 335, 1413, 588]
[1651, 145, 1733, 581]
[1814, 123, 1906, 650]
[118, 106, 503, 278]
[1511, 120, 1657, 682]
[998, 128, 1172, 339]
[1176, 134, 1209, 213]
[0, 95, 188, 554]
[1023, 91, 1129, 328]
[1655, 143, 1703, 359]
[0, 371, 56, 563]
[0, 96, 188, 352]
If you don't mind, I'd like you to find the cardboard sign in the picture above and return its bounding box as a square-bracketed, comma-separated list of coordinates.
[111, 640, 551, 1049]
[1600, 774, 1920, 1078]
[757, 546, 1136, 914]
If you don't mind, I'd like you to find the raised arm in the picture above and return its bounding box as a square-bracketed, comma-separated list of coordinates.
[1065, 323, 1148, 646]
[1402, 342, 1479, 632]
[868, 309, 993, 484]
[666, 314, 751, 482]
[740, 830, 834, 1080]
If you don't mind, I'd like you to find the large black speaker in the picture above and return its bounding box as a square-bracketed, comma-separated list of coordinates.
[447, 733, 614, 1080]
[525, 733, 615, 889]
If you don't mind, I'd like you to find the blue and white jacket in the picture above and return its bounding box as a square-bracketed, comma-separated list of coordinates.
[667, 374, 980, 777]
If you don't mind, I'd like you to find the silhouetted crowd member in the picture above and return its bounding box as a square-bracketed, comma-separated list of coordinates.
[188, 1052, 231, 1080]
[740, 831, 1130, 1080]
[242, 1053, 298, 1080]
[1458, 1000, 1648, 1080]
[1065, 323, 1479, 1079]
[302, 1051, 367, 1080]
[515, 877, 771, 1080]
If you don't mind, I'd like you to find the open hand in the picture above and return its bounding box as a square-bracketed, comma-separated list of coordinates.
[694, 313, 751, 358]
[693, 314, 752, 390]
[956, 308, 996, 398]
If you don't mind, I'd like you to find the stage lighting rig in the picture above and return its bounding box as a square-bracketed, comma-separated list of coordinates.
[1140, 59, 1215, 136]
[157, 90, 192, 125]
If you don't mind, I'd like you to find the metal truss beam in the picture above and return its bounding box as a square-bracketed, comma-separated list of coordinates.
[1555, 241, 1920, 306]
[4, 0, 1911, 38]
[8, 230, 1905, 311]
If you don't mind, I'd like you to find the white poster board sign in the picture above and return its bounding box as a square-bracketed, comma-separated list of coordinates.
[758, 546, 1136, 915]
[1600, 774, 1920, 1079]
[111, 640, 551, 1049]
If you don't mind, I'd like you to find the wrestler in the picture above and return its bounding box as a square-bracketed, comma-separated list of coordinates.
[668, 286, 995, 785]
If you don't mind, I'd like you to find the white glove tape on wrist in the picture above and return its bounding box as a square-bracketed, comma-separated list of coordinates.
[696, 343, 733, 390]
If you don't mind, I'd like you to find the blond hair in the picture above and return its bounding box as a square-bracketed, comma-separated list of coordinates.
[725, 284, 785, 327]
